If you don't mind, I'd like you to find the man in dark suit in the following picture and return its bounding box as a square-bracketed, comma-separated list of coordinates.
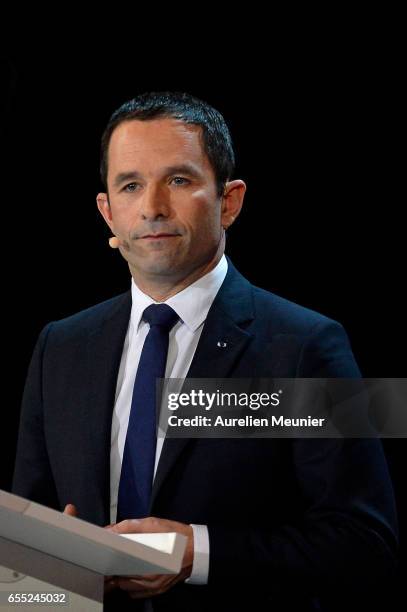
[12, 92, 398, 611]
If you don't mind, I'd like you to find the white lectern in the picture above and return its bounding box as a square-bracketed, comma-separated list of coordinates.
[0, 490, 186, 611]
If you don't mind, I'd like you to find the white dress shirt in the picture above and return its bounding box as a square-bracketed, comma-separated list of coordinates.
[110, 254, 228, 585]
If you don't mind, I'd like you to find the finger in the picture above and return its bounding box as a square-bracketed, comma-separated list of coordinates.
[111, 517, 171, 534]
[117, 574, 161, 584]
[135, 574, 162, 583]
[116, 575, 172, 592]
[109, 519, 142, 534]
[63, 504, 78, 517]
[116, 578, 147, 592]
[127, 580, 172, 599]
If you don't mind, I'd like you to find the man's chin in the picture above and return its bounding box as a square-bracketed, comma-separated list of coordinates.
[144, 264, 178, 277]
[131, 257, 182, 278]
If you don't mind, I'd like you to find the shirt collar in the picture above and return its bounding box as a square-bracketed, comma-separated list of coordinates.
[130, 254, 228, 334]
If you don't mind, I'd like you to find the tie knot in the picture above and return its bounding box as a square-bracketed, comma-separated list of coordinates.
[142, 303, 179, 331]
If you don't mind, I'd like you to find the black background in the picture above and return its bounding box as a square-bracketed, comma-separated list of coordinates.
[1, 49, 405, 609]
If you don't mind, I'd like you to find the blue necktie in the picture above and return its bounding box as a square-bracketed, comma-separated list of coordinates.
[117, 304, 179, 522]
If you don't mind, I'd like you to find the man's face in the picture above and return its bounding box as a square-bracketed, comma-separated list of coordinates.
[99, 118, 225, 281]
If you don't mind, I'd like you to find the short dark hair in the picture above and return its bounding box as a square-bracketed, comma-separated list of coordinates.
[100, 91, 235, 198]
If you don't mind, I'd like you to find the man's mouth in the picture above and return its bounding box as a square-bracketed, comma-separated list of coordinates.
[140, 233, 179, 240]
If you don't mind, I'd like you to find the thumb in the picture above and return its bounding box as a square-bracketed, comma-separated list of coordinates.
[63, 503, 78, 517]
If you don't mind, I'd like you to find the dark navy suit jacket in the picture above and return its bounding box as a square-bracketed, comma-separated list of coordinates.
[12, 257, 398, 611]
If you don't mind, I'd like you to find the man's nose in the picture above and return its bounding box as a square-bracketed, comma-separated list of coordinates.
[139, 183, 171, 220]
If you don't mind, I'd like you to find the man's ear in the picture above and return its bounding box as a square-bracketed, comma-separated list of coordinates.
[96, 192, 114, 231]
[221, 179, 246, 230]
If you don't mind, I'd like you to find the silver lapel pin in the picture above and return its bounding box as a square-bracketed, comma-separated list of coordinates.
[217, 341, 228, 348]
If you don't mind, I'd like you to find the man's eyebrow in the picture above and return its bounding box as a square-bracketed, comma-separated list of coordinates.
[113, 164, 203, 188]
[163, 164, 203, 178]
[113, 171, 142, 188]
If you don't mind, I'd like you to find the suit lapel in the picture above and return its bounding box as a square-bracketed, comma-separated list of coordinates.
[83, 291, 132, 525]
[151, 259, 255, 508]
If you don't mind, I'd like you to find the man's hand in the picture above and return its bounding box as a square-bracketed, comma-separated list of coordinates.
[104, 517, 194, 599]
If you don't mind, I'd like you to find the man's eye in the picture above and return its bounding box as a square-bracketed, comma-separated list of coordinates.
[171, 177, 190, 186]
[124, 183, 139, 192]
